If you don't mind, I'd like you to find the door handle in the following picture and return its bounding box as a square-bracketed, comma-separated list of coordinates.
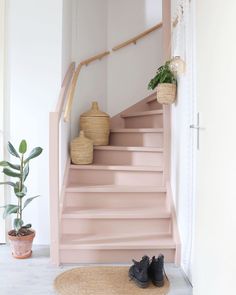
[190, 124, 200, 129]
[190, 113, 205, 150]
[190, 124, 204, 130]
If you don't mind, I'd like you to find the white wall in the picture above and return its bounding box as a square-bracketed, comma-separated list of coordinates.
[171, 0, 195, 281]
[70, 0, 163, 127]
[107, 0, 163, 115]
[62, 0, 73, 79]
[71, 0, 108, 139]
[193, 0, 236, 294]
[7, 0, 64, 244]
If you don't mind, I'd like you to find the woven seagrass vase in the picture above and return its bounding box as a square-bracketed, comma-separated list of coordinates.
[156, 83, 176, 104]
[80, 101, 110, 146]
[70, 131, 93, 165]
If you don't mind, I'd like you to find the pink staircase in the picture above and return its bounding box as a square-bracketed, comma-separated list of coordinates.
[59, 92, 180, 264]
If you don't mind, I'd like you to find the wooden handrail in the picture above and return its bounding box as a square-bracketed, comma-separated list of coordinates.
[63, 23, 163, 122]
[112, 22, 163, 52]
[63, 51, 110, 122]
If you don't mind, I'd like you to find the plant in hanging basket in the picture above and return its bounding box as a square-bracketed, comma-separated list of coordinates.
[148, 61, 177, 104]
[0, 140, 43, 258]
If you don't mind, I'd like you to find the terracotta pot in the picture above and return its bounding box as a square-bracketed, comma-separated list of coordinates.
[8, 230, 35, 259]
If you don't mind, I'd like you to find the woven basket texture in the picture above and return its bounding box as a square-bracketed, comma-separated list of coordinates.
[70, 131, 93, 164]
[156, 83, 176, 104]
[80, 101, 110, 146]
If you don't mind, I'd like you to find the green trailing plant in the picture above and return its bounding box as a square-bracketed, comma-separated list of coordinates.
[148, 61, 177, 90]
[0, 140, 43, 236]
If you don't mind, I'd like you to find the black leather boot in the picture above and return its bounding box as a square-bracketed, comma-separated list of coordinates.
[148, 254, 165, 287]
[128, 255, 150, 288]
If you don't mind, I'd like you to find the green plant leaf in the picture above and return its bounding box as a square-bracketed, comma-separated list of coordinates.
[13, 218, 23, 232]
[0, 161, 20, 170]
[7, 142, 20, 158]
[0, 181, 16, 187]
[23, 195, 40, 210]
[19, 140, 27, 154]
[24, 147, 43, 163]
[2, 204, 19, 218]
[3, 168, 21, 178]
[23, 163, 29, 181]
[22, 223, 31, 229]
[14, 183, 27, 198]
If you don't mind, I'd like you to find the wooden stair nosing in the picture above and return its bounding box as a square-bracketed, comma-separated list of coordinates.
[70, 164, 163, 172]
[94, 146, 163, 152]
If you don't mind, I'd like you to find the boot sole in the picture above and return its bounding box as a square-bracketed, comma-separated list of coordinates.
[128, 269, 149, 288]
[152, 279, 164, 287]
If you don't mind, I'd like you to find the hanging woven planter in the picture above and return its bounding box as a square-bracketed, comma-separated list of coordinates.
[156, 83, 176, 104]
[80, 101, 110, 146]
[70, 131, 93, 165]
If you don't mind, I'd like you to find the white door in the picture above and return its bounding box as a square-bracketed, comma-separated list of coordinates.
[193, 0, 236, 294]
[0, 0, 6, 243]
[171, 0, 196, 282]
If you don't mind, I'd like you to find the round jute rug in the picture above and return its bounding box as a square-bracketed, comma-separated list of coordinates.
[54, 266, 170, 295]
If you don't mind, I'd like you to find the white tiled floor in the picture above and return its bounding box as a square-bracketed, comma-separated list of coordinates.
[0, 245, 192, 295]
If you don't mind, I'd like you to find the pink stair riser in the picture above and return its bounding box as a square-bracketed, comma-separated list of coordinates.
[68, 168, 164, 186]
[123, 113, 163, 128]
[64, 191, 167, 209]
[61, 218, 171, 236]
[59, 248, 176, 264]
[93, 149, 163, 166]
[110, 130, 163, 147]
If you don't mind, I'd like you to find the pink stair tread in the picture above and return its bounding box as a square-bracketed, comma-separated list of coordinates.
[60, 234, 175, 250]
[70, 164, 163, 171]
[110, 128, 163, 133]
[65, 184, 167, 193]
[62, 207, 171, 219]
[121, 109, 163, 118]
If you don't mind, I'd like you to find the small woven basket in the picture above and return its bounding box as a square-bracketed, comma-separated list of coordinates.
[80, 101, 110, 146]
[70, 131, 93, 165]
[156, 83, 176, 104]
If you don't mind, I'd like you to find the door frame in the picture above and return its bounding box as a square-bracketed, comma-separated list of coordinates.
[0, 0, 7, 243]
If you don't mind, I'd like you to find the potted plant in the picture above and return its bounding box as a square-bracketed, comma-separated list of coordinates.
[148, 61, 177, 104]
[0, 140, 43, 258]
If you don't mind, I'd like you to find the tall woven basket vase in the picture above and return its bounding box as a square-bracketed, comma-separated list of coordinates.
[80, 101, 110, 146]
[70, 131, 93, 165]
[156, 83, 176, 104]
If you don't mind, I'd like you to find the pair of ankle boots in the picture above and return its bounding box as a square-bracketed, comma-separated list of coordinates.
[129, 254, 165, 288]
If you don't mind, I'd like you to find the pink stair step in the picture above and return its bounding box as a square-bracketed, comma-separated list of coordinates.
[62, 207, 171, 219]
[68, 164, 164, 186]
[60, 233, 175, 249]
[121, 110, 163, 128]
[93, 146, 163, 166]
[61, 217, 171, 236]
[64, 185, 167, 209]
[59, 233, 176, 263]
[110, 128, 163, 147]
[60, 248, 176, 264]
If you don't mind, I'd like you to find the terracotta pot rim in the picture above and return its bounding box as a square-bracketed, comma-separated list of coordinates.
[8, 229, 36, 241]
